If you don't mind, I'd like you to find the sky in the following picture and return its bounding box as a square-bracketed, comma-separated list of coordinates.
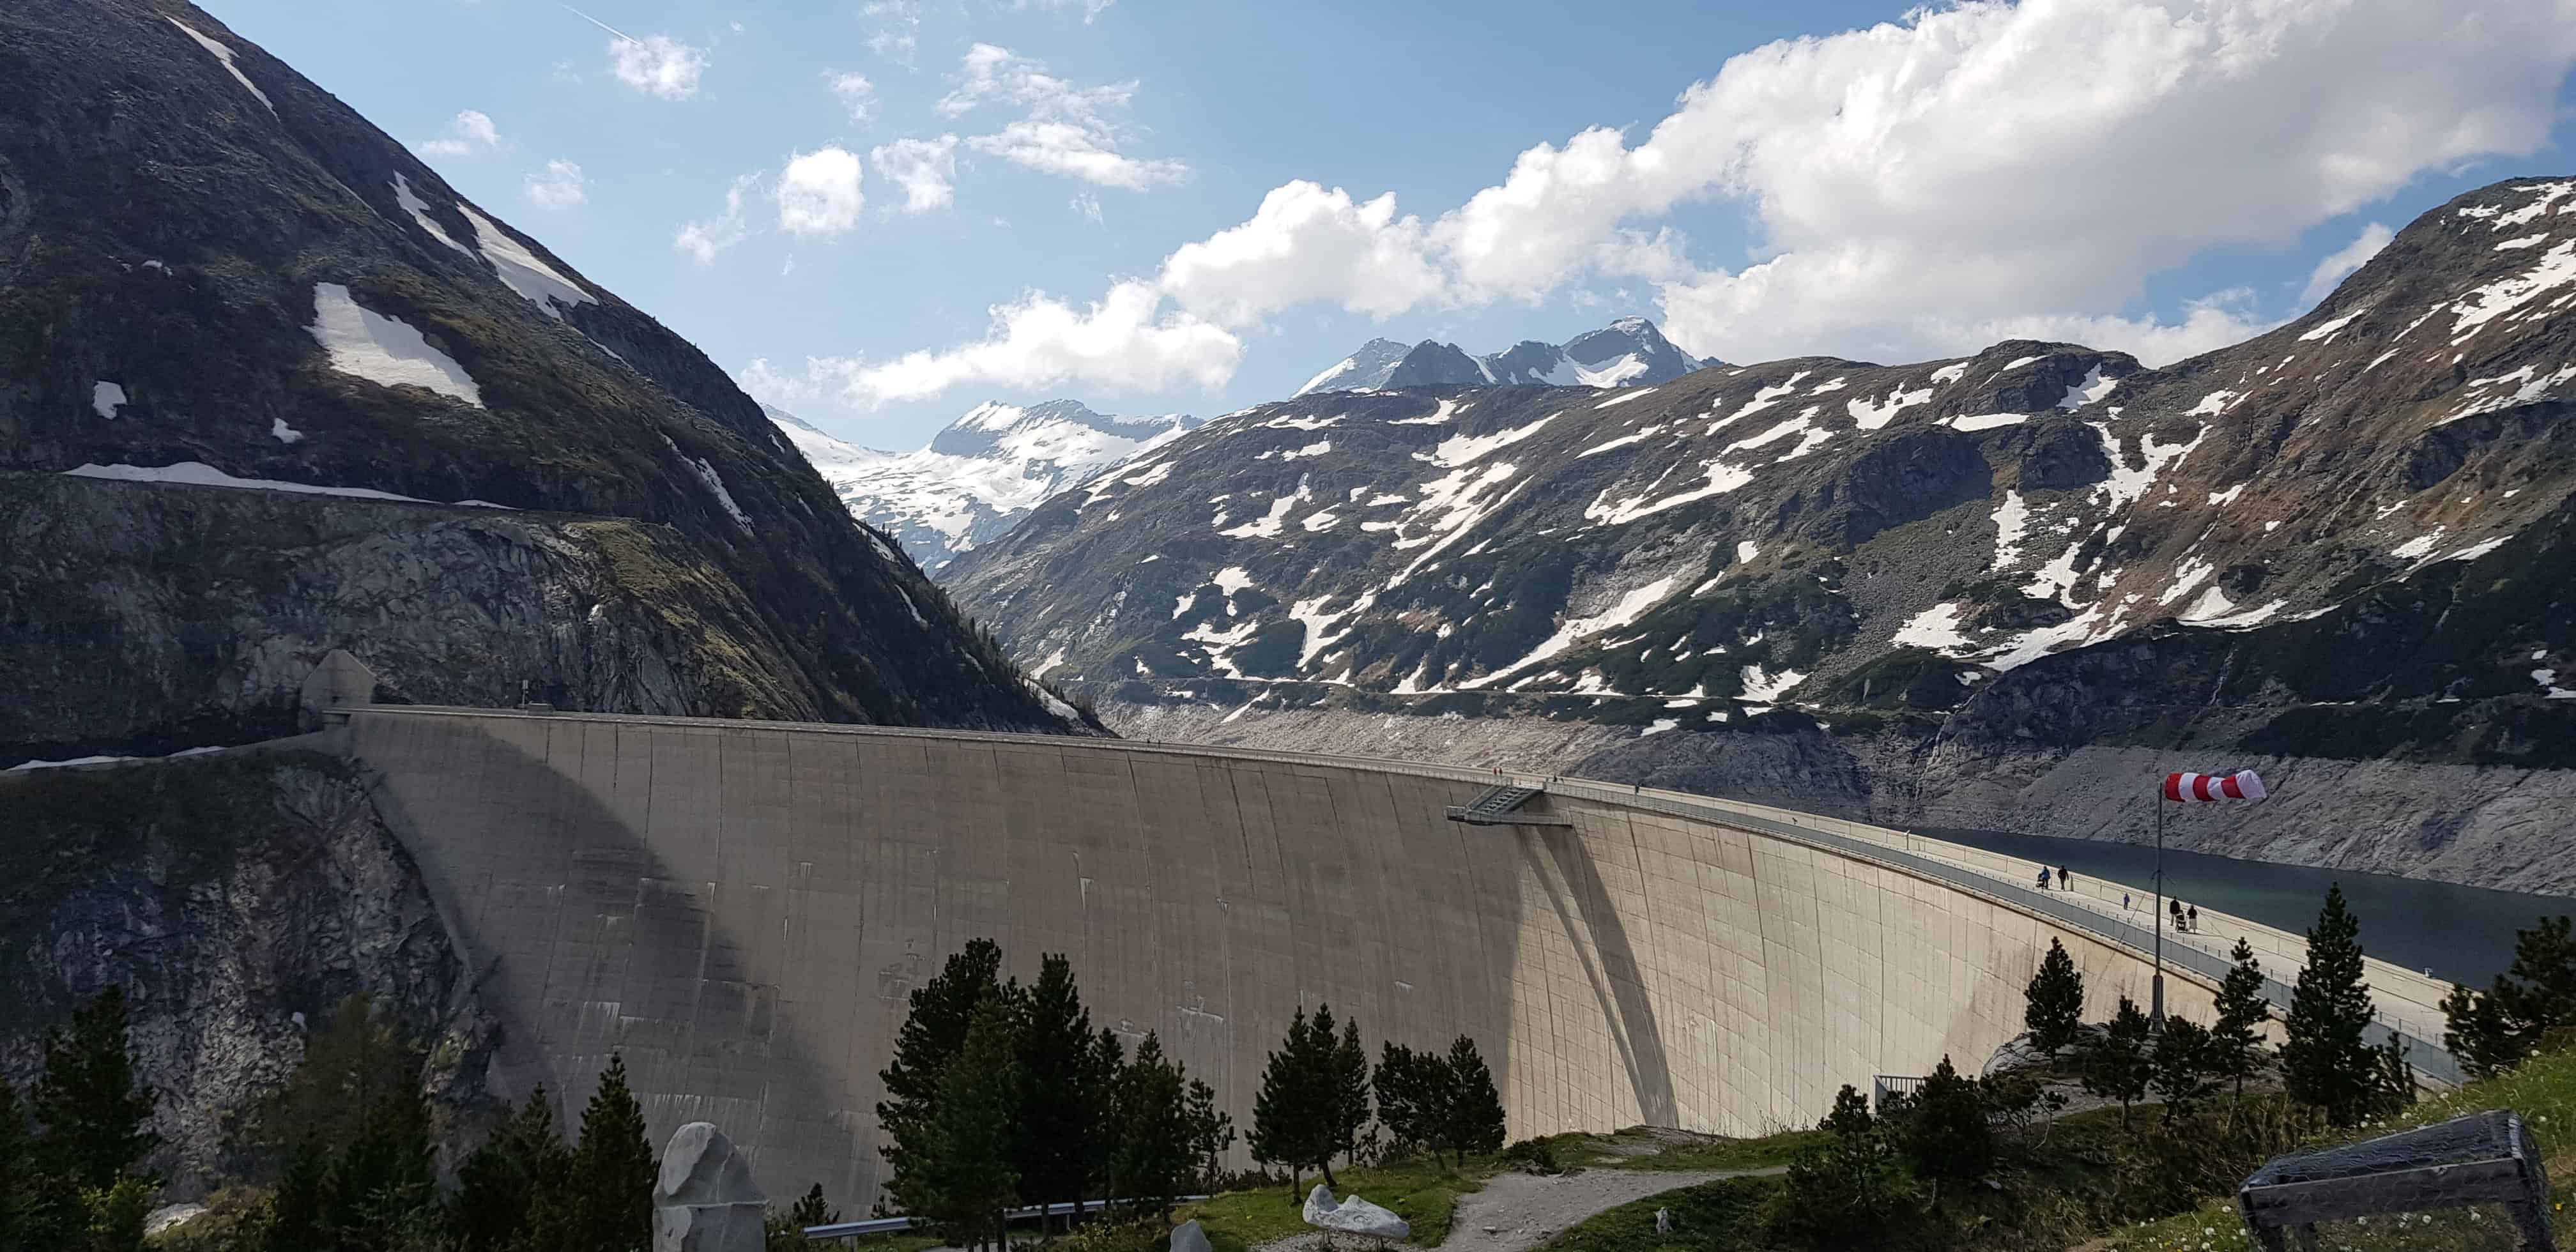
[205, 0, 2576, 452]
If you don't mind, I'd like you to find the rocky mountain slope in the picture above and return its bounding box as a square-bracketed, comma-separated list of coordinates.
[1293, 317, 1715, 396]
[0, 746, 497, 1195]
[949, 177, 2576, 890]
[0, 0, 1085, 767]
[771, 399, 1199, 571]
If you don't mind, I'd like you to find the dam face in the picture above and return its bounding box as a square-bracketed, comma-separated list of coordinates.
[348, 708, 2220, 1204]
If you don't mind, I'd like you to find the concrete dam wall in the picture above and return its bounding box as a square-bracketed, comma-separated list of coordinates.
[348, 706, 2228, 1205]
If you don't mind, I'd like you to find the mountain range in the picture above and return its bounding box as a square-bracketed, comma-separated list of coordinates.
[947, 176, 2576, 892]
[0, 0, 1085, 767]
[769, 399, 1200, 571]
[1294, 317, 1715, 396]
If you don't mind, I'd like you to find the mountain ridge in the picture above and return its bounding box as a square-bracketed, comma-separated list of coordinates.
[1294, 317, 1718, 396]
[947, 176, 2576, 888]
[771, 398, 1201, 570]
[0, 0, 1087, 762]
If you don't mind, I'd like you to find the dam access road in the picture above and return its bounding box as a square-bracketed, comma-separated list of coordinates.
[339, 705, 2458, 1204]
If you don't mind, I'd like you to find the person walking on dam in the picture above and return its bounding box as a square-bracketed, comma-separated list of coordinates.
[2037, 867, 2052, 890]
[2058, 865, 2071, 890]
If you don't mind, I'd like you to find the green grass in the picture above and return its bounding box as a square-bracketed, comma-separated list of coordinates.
[1176, 1157, 1483, 1247]
[1543, 1175, 1780, 1251]
[2109, 1046, 2576, 1251]
[1595, 1131, 1826, 1173]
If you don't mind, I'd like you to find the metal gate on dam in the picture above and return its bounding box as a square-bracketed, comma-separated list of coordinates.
[341, 705, 2455, 1203]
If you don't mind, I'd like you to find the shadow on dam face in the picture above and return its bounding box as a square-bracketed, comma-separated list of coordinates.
[346, 708, 2218, 1205]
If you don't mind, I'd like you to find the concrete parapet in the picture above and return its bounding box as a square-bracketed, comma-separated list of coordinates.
[346, 707, 2234, 1203]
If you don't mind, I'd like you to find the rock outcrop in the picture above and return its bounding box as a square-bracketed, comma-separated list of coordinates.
[0, 747, 493, 1195]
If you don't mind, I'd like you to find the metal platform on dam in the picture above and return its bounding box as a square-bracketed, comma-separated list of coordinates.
[339, 706, 2460, 1205]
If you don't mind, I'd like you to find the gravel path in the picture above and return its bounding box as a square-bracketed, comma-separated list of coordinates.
[1250, 1166, 1786, 1251]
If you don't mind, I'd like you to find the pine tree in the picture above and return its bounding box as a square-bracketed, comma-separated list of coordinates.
[2082, 996, 2154, 1127]
[787, 1183, 837, 1228]
[2150, 1016, 2218, 1120]
[1897, 1055, 1990, 1184]
[249, 996, 417, 1175]
[1084, 1027, 1126, 1209]
[31, 985, 161, 1192]
[450, 1088, 570, 1252]
[2443, 981, 2518, 1081]
[2280, 884, 2384, 1127]
[0, 1080, 43, 1252]
[1248, 1007, 1319, 1198]
[2211, 938, 2273, 1097]
[2444, 915, 2576, 1080]
[1181, 1076, 1234, 1191]
[564, 1054, 657, 1252]
[2372, 1035, 2418, 1118]
[1370, 1044, 1438, 1163]
[1108, 1034, 1193, 1222]
[2023, 938, 2086, 1055]
[1818, 1085, 1874, 1140]
[1317, 1008, 1370, 1189]
[319, 1078, 439, 1252]
[264, 1139, 329, 1252]
[1439, 1035, 1505, 1159]
[876, 939, 1013, 1212]
[1011, 954, 1109, 1233]
[889, 996, 1022, 1249]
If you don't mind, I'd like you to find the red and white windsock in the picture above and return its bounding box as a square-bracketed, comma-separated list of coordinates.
[2163, 769, 2268, 802]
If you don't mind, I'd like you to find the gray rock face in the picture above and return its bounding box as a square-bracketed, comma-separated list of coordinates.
[1167, 1218, 1214, 1252]
[1303, 1183, 1411, 1239]
[653, 1122, 768, 1252]
[0, 749, 494, 1195]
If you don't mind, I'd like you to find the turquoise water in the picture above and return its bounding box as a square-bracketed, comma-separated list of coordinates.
[1920, 827, 2573, 989]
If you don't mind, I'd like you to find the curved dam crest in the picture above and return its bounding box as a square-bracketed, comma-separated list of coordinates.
[348, 706, 2228, 1203]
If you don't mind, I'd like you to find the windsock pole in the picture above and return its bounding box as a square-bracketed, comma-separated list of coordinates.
[2152, 782, 2166, 1023]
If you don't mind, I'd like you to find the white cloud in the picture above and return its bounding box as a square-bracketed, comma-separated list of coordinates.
[675, 172, 760, 264]
[871, 136, 959, 214]
[414, 109, 502, 158]
[523, 159, 587, 210]
[940, 45, 1186, 190]
[862, 0, 919, 65]
[1159, 181, 1444, 326]
[742, 280, 1239, 407]
[827, 72, 877, 124]
[965, 121, 1187, 190]
[776, 147, 866, 236]
[2301, 222, 2396, 306]
[1016, 0, 1114, 22]
[1071, 191, 1103, 224]
[813, 0, 2576, 404]
[608, 33, 707, 100]
[1455, 0, 2576, 365]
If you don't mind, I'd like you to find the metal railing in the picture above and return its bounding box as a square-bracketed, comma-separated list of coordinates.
[353, 706, 2464, 1083]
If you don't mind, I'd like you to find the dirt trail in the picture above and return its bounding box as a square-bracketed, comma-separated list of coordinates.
[1251, 1164, 1786, 1251]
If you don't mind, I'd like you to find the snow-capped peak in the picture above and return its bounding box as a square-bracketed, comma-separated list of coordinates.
[1297, 319, 1718, 397]
[774, 399, 1202, 570]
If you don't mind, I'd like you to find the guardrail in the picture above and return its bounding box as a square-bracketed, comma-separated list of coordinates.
[802, 1196, 1210, 1241]
[353, 706, 2464, 1085]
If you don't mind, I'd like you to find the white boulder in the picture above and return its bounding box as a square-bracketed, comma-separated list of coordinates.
[1169, 1218, 1215, 1251]
[653, 1122, 767, 1252]
[1302, 1183, 1411, 1239]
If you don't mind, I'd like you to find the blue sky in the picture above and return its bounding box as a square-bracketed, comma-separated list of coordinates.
[207, 0, 2576, 450]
